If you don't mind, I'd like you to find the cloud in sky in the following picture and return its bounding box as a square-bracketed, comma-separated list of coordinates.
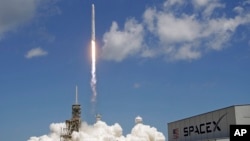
[25, 47, 48, 59]
[101, 0, 250, 62]
[0, 0, 37, 39]
[0, 0, 60, 40]
[101, 19, 144, 62]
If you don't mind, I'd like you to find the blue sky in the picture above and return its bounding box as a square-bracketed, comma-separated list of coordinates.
[0, 0, 250, 140]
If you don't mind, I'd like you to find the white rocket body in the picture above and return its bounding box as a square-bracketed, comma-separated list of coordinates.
[92, 4, 95, 41]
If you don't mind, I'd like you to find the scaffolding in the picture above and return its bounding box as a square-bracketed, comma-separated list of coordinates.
[61, 86, 81, 141]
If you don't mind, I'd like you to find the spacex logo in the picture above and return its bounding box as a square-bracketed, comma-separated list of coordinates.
[173, 128, 179, 139]
[183, 113, 227, 136]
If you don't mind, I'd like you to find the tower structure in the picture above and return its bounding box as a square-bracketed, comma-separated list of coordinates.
[95, 114, 102, 122]
[61, 86, 81, 140]
[135, 116, 143, 124]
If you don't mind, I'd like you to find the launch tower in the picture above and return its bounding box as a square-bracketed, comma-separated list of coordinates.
[61, 4, 95, 140]
[61, 86, 81, 140]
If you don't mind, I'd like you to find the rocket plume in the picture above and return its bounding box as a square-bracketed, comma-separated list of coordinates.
[91, 4, 97, 102]
[91, 40, 97, 102]
[28, 117, 166, 141]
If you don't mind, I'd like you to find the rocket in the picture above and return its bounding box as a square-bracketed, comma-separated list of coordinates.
[92, 4, 95, 41]
[75, 85, 78, 104]
[90, 4, 97, 102]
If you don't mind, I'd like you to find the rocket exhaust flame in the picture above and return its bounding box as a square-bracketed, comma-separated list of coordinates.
[91, 40, 97, 102]
[91, 4, 97, 103]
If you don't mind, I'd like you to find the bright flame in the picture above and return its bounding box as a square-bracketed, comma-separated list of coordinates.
[91, 40, 97, 102]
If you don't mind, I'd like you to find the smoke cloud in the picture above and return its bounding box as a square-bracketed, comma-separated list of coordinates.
[28, 117, 165, 141]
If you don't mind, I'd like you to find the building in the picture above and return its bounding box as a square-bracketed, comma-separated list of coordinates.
[168, 104, 250, 141]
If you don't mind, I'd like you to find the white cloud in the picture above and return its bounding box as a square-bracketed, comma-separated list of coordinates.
[0, 0, 60, 40]
[170, 44, 201, 60]
[101, 0, 250, 62]
[101, 19, 144, 62]
[234, 6, 244, 14]
[164, 0, 184, 7]
[156, 13, 201, 44]
[192, 0, 225, 17]
[243, 0, 250, 5]
[25, 47, 48, 59]
[192, 0, 209, 7]
[204, 3, 224, 18]
[0, 0, 38, 39]
[143, 8, 157, 33]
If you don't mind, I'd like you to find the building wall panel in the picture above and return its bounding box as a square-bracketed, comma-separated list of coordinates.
[167, 105, 245, 141]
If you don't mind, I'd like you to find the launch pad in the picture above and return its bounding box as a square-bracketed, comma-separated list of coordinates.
[61, 86, 81, 140]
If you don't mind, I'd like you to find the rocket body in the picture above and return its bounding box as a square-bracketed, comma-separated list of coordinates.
[92, 4, 95, 41]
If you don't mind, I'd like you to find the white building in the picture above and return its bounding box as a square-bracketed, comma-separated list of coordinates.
[167, 104, 250, 141]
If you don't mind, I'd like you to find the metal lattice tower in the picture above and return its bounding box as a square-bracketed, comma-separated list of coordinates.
[61, 86, 81, 140]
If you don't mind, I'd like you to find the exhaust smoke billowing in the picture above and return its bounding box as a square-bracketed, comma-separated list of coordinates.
[28, 117, 166, 141]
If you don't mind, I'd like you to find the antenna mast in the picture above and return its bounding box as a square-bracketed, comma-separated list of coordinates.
[61, 86, 82, 140]
[76, 85, 78, 104]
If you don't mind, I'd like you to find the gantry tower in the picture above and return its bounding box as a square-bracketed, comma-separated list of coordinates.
[61, 86, 81, 140]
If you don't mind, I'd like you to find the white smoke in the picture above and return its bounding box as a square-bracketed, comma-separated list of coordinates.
[28, 123, 65, 141]
[28, 117, 165, 141]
